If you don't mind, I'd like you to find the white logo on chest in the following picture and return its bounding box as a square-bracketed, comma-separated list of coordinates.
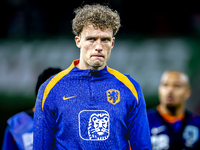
[88, 113, 109, 140]
[79, 110, 110, 141]
[183, 125, 199, 147]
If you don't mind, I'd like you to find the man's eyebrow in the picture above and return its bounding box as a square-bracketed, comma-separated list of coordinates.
[102, 37, 112, 40]
[85, 36, 94, 38]
[173, 81, 184, 86]
[85, 35, 112, 39]
[84, 36, 96, 40]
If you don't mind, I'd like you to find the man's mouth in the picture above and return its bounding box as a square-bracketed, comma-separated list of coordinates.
[91, 55, 104, 58]
[167, 95, 174, 103]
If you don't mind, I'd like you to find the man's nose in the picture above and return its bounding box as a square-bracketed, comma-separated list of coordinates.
[95, 40, 103, 51]
[167, 86, 174, 94]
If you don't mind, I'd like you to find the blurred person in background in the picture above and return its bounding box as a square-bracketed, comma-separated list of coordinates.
[147, 70, 200, 150]
[33, 3, 151, 150]
[1, 67, 62, 150]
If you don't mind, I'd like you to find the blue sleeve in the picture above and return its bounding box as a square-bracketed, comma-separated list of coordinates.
[127, 77, 152, 150]
[33, 80, 56, 150]
[2, 126, 18, 150]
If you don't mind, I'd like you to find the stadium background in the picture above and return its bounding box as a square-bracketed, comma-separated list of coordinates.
[0, 0, 200, 147]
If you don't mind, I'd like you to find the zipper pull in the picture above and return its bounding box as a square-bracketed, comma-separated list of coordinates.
[89, 70, 92, 76]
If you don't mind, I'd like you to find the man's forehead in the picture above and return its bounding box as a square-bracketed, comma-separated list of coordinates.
[81, 24, 113, 36]
[161, 71, 189, 84]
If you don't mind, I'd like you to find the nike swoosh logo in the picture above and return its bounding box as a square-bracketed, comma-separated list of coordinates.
[151, 125, 166, 135]
[63, 96, 76, 100]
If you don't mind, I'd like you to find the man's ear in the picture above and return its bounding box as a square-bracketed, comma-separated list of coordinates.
[185, 88, 191, 101]
[111, 37, 115, 49]
[75, 36, 81, 48]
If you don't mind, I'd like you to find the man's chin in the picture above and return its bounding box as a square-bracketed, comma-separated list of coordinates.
[166, 104, 177, 110]
[166, 103, 176, 107]
[90, 60, 104, 68]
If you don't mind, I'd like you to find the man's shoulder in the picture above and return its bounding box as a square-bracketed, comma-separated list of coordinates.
[147, 107, 157, 115]
[42, 67, 74, 91]
[147, 107, 161, 121]
[107, 67, 140, 86]
[186, 110, 200, 125]
[107, 67, 141, 104]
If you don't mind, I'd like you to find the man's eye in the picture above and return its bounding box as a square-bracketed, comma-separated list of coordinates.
[174, 84, 181, 88]
[88, 38, 95, 41]
[102, 38, 110, 42]
[162, 83, 168, 87]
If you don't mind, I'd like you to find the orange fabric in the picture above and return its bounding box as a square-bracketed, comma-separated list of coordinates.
[74, 59, 79, 66]
[157, 105, 184, 123]
[32, 107, 35, 113]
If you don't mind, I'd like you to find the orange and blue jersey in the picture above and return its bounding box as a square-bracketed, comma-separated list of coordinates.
[33, 59, 152, 150]
[147, 105, 200, 150]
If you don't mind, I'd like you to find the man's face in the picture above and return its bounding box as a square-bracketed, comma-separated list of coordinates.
[159, 71, 191, 108]
[75, 24, 115, 70]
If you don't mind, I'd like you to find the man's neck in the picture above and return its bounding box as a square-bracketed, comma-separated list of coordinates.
[76, 59, 106, 70]
[163, 104, 185, 116]
[157, 104, 185, 123]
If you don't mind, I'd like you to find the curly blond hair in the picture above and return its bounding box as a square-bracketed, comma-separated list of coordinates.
[72, 4, 121, 36]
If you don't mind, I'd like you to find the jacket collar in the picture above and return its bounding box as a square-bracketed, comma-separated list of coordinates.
[72, 59, 109, 77]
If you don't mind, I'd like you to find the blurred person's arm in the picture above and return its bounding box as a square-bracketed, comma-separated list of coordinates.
[2, 126, 18, 150]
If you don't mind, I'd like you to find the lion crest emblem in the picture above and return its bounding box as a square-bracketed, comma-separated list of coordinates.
[88, 113, 109, 140]
[107, 89, 120, 105]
